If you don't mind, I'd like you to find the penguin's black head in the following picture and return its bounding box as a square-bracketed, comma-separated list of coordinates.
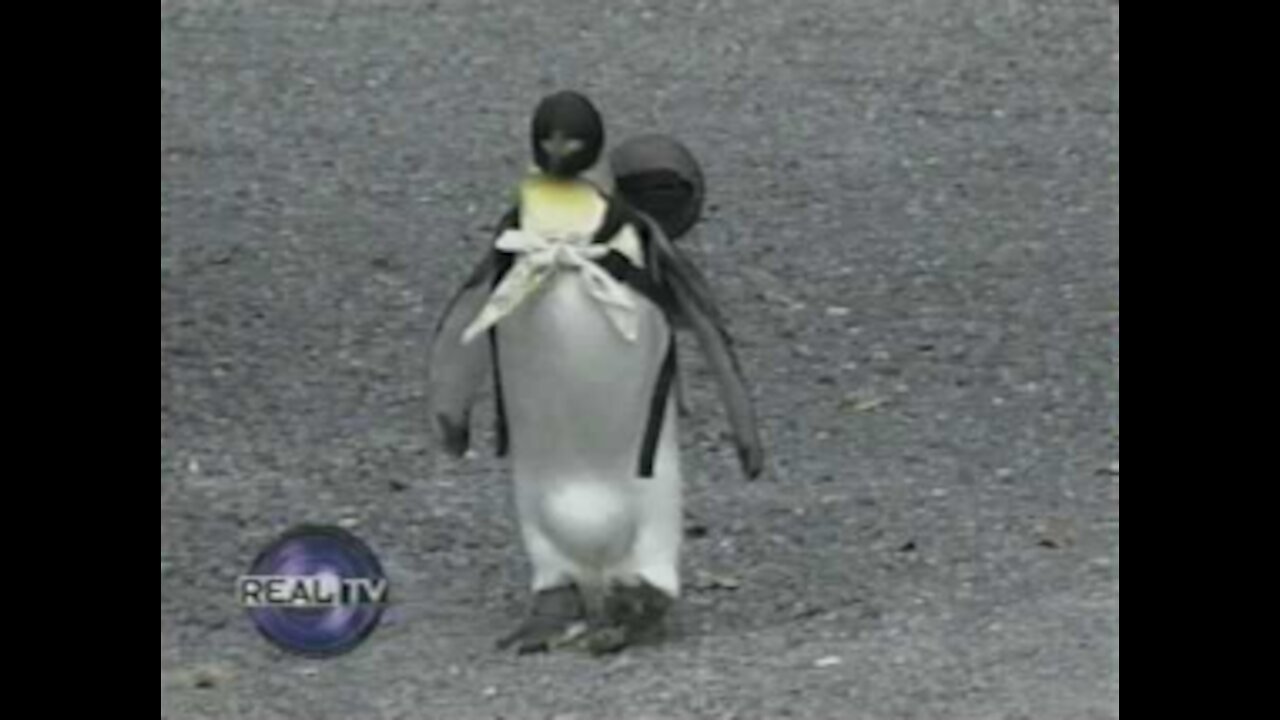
[531, 91, 605, 180]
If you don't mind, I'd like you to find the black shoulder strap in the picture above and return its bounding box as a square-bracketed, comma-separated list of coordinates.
[590, 192, 676, 313]
[591, 191, 681, 478]
[488, 207, 519, 458]
[637, 337, 678, 478]
[591, 191, 632, 246]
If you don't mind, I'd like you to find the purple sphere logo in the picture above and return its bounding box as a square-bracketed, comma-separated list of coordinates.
[239, 525, 389, 657]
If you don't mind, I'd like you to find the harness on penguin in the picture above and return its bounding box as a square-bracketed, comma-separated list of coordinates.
[470, 191, 680, 479]
[429, 183, 764, 481]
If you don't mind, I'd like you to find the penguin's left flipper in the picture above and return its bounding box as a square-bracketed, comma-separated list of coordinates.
[642, 215, 766, 480]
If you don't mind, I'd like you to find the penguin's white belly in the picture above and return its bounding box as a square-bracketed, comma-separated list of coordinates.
[498, 271, 682, 596]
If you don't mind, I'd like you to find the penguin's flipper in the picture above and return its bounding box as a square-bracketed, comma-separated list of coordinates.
[428, 210, 519, 457]
[642, 216, 765, 479]
[427, 249, 502, 457]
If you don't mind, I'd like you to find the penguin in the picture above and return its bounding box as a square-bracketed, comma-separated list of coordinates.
[428, 91, 763, 655]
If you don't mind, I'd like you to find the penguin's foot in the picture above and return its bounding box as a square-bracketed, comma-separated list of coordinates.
[607, 580, 674, 638]
[496, 586, 586, 654]
[571, 580, 675, 656]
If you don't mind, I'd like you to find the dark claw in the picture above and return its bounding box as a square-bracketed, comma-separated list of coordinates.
[496, 622, 570, 655]
[582, 626, 630, 656]
[738, 443, 765, 480]
[438, 415, 471, 457]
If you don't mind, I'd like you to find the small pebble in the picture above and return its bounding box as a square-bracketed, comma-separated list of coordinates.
[698, 573, 743, 591]
[685, 523, 711, 540]
[190, 665, 231, 691]
[848, 396, 889, 414]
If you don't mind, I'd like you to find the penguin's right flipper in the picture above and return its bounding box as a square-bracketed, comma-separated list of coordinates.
[428, 210, 520, 457]
[642, 216, 766, 479]
[427, 249, 503, 457]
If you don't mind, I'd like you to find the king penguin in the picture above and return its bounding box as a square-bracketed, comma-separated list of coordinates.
[429, 91, 764, 654]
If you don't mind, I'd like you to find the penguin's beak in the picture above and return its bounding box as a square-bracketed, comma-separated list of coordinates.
[541, 135, 584, 178]
[545, 155, 571, 177]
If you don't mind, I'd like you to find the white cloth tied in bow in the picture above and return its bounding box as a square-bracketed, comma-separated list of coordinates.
[461, 228, 641, 345]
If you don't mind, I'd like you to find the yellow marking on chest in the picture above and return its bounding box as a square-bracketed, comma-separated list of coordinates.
[518, 176, 645, 268]
[520, 177, 607, 236]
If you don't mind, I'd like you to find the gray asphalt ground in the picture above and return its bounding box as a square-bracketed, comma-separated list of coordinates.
[161, 1, 1119, 717]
